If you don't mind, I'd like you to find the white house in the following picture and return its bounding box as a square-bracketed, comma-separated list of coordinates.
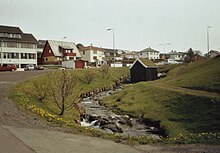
[205, 50, 220, 58]
[138, 47, 160, 60]
[79, 45, 105, 67]
[167, 50, 184, 61]
[0, 25, 37, 69]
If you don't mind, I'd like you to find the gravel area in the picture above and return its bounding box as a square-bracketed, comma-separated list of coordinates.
[0, 70, 52, 129]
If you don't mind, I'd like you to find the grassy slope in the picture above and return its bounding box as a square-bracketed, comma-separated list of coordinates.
[101, 58, 220, 138]
[10, 67, 129, 125]
[161, 57, 220, 92]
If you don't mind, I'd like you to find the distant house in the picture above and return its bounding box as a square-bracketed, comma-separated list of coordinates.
[78, 45, 105, 67]
[205, 50, 220, 58]
[167, 50, 184, 61]
[138, 47, 160, 60]
[130, 58, 158, 83]
[41, 40, 81, 64]
[62, 59, 87, 69]
[0, 25, 37, 69]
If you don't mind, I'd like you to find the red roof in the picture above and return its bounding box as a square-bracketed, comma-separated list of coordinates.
[79, 46, 105, 52]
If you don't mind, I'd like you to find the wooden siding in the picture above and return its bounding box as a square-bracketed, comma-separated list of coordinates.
[130, 60, 157, 83]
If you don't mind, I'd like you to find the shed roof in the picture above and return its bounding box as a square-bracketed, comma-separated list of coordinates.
[47, 40, 81, 57]
[130, 58, 157, 69]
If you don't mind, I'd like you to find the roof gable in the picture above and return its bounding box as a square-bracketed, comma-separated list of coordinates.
[139, 47, 159, 53]
[47, 40, 81, 57]
[130, 58, 157, 69]
[79, 46, 105, 52]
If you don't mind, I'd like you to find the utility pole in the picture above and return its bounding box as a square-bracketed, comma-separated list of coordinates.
[107, 28, 115, 67]
[1, 40, 3, 66]
[207, 26, 211, 55]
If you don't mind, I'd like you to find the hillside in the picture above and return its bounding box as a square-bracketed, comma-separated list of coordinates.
[101, 58, 220, 142]
[160, 57, 220, 92]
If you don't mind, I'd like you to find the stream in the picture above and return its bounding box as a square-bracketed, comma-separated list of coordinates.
[79, 86, 162, 138]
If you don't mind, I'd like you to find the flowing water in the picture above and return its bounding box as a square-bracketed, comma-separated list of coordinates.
[80, 86, 161, 138]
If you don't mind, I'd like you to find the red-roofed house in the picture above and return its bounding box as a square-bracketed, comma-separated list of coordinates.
[41, 40, 81, 64]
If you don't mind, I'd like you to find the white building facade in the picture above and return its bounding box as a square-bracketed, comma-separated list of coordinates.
[138, 47, 160, 60]
[0, 25, 37, 69]
[79, 45, 105, 66]
[167, 50, 184, 61]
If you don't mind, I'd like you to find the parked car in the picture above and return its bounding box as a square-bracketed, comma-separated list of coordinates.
[35, 65, 44, 70]
[164, 59, 178, 64]
[25, 64, 35, 71]
[0, 65, 17, 71]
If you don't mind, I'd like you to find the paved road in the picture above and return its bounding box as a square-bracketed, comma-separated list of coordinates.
[0, 70, 220, 153]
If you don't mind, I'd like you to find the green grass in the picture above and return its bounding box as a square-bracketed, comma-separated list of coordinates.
[10, 67, 129, 125]
[100, 58, 220, 144]
[160, 57, 220, 92]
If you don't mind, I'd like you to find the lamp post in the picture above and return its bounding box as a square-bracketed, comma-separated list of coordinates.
[207, 26, 211, 54]
[107, 28, 115, 67]
[1, 40, 3, 66]
[159, 43, 171, 54]
[60, 36, 67, 61]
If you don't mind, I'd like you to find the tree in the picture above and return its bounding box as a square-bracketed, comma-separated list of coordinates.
[48, 70, 79, 116]
[33, 77, 49, 103]
[99, 64, 109, 78]
[187, 48, 194, 62]
[83, 69, 95, 84]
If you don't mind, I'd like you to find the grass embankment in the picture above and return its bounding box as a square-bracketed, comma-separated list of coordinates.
[160, 57, 220, 92]
[101, 57, 220, 144]
[10, 67, 129, 131]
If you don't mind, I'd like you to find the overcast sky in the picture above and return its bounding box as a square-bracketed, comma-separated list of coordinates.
[1, 0, 220, 53]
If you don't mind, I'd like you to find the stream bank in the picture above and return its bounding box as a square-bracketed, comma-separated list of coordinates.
[79, 85, 165, 138]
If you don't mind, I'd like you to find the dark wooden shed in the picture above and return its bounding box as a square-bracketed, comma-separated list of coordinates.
[130, 58, 158, 83]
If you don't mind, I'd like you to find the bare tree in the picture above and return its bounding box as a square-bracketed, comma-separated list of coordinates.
[33, 77, 49, 103]
[83, 69, 95, 84]
[48, 70, 79, 116]
[99, 64, 109, 78]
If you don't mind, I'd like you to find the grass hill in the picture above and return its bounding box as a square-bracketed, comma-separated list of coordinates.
[160, 57, 220, 92]
[101, 57, 220, 142]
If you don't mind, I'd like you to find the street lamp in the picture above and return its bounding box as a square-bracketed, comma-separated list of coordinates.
[159, 43, 171, 54]
[60, 36, 67, 61]
[207, 26, 211, 54]
[107, 28, 115, 67]
[1, 40, 3, 66]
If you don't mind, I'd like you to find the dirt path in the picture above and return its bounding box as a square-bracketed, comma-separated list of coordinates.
[0, 70, 220, 153]
[148, 81, 219, 99]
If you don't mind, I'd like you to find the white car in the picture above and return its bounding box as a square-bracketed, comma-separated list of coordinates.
[165, 59, 178, 64]
[25, 64, 35, 71]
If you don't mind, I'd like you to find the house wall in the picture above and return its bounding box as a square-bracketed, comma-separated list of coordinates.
[138, 52, 159, 60]
[41, 42, 58, 64]
[130, 61, 147, 83]
[75, 60, 86, 68]
[80, 49, 105, 66]
[169, 54, 184, 60]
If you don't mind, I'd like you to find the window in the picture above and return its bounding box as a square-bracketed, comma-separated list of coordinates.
[49, 50, 51, 53]
[93, 56, 97, 60]
[83, 51, 85, 55]
[93, 50, 97, 54]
